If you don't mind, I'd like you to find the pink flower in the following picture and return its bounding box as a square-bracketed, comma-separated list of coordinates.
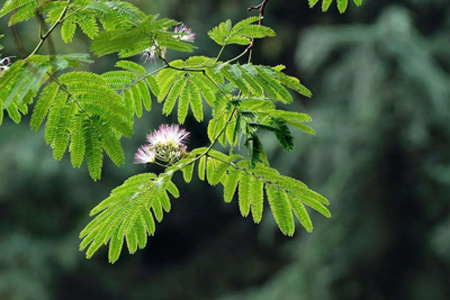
[0, 55, 12, 74]
[174, 24, 196, 42]
[134, 146, 156, 165]
[146, 124, 190, 148]
[141, 45, 157, 63]
[134, 124, 190, 166]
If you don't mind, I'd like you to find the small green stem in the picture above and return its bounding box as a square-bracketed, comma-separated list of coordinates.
[46, 71, 92, 121]
[120, 65, 168, 96]
[26, 0, 73, 60]
[247, 49, 253, 64]
[215, 45, 226, 63]
[225, 48, 249, 64]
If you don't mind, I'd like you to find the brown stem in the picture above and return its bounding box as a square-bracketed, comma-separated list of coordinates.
[247, 0, 270, 50]
[11, 24, 27, 58]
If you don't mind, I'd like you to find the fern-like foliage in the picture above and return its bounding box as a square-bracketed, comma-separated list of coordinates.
[78, 17, 325, 260]
[80, 172, 179, 263]
[80, 147, 330, 262]
[102, 60, 159, 119]
[0, 0, 365, 263]
[208, 17, 276, 46]
[309, 0, 363, 13]
[31, 71, 134, 180]
[90, 15, 195, 58]
[0, 54, 92, 125]
[153, 54, 313, 154]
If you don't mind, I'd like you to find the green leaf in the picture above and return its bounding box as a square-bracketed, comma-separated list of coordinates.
[223, 168, 239, 203]
[337, 0, 348, 14]
[162, 77, 187, 116]
[177, 82, 190, 124]
[30, 83, 59, 131]
[69, 114, 86, 168]
[288, 196, 313, 233]
[0, 0, 36, 17]
[181, 162, 194, 183]
[265, 186, 295, 236]
[97, 121, 125, 166]
[198, 156, 206, 181]
[238, 172, 252, 217]
[108, 229, 124, 263]
[44, 91, 68, 145]
[80, 173, 179, 262]
[52, 102, 77, 161]
[322, 0, 333, 11]
[83, 118, 103, 181]
[61, 15, 77, 43]
[116, 60, 146, 76]
[251, 180, 264, 224]
[208, 17, 275, 46]
[188, 81, 204, 122]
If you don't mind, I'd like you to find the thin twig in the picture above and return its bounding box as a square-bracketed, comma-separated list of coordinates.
[119, 65, 168, 96]
[46, 71, 92, 121]
[11, 24, 27, 58]
[247, 0, 270, 50]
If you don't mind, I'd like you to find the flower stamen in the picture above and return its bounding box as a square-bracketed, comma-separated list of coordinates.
[134, 124, 190, 166]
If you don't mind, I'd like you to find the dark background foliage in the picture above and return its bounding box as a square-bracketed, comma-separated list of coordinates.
[1, 0, 450, 299]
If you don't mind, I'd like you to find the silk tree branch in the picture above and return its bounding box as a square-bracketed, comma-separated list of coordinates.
[247, 0, 270, 50]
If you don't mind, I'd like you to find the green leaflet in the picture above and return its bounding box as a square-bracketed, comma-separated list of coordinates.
[83, 118, 103, 181]
[52, 101, 77, 161]
[266, 185, 295, 236]
[208, 17, 276, 46]
[116, 60, 146, 76]
[178, 81, 190, 124]
[238, 172, 253, 217]
[223, 168, 239, 203]
[97, 121, 125, 166]
[308, 0, 363, 13]
[61, 15, 77, 43]
[70, 114, 86, 168]
[251, 179, 264, 224]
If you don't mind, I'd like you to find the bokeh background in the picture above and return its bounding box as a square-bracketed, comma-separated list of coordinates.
[1, 0, 450, 299]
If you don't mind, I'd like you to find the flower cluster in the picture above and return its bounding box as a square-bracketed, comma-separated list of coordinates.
[134, 124, 190, 166]
[141, 45, 159, 63]
[173, 24, 196, 42]
[0, 55, 11, 76]
[140, 24, 195, 63]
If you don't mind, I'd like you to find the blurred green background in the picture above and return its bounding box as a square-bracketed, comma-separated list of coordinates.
[1, 0, 450, 299]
